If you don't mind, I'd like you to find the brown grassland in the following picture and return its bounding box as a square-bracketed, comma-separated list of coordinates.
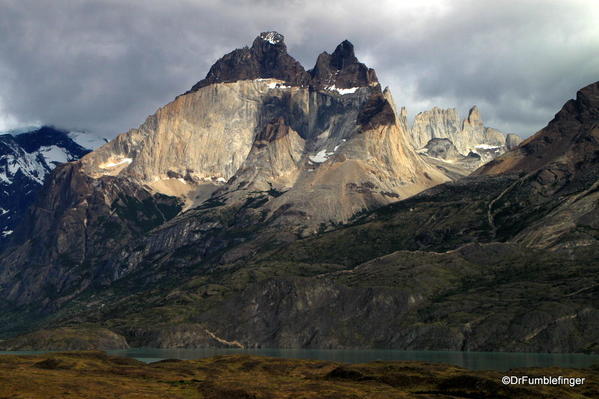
[0, 351, 598, 398]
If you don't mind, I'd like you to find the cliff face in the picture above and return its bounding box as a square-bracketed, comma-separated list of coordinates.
[410, 107, 462, 150]
[81, 80, 447, 226]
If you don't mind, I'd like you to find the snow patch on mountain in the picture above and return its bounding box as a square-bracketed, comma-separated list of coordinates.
[267, 82, 291, 89]
[1, 151, 47, 185]
[259, 31, 283, 45]
[325, 85, 359, 95]
[309, 147, 338, 163]
[475, 144, 501, 150]
[100, 158, 133, 168]
[39, 145, 71, 165]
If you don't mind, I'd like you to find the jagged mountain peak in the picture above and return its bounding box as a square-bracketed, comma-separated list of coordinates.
[251, 31, 288, 53]
[188, 32, 309, 92]
[86, 32, 429, 212]
[466, 105, 482, 124]
[414, 106, 458, 116]
[188, 33, 380, 93]
[309, 40, 378, 90]
[256, 31, 285, 46]
[330, 39, 358, 68]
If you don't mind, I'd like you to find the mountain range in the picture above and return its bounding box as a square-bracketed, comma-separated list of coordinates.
[0, 32, 597, 354]
[0, 126, 100, 245]
[405, 105, 522, 178]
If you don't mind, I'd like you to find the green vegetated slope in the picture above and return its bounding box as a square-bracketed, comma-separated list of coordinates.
[3, 169, 597, 353]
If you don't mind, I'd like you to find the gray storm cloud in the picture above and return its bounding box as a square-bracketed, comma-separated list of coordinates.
[0, 0, 597, 138]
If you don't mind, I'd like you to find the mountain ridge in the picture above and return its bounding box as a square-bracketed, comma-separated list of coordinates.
[0, 32, 597, 353]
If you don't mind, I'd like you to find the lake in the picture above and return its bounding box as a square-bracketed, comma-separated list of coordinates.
[2, 348, 598, 371]
[8, 348, 597, 371]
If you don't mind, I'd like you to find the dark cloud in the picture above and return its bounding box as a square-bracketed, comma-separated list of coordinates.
[0, 0, 597, 138]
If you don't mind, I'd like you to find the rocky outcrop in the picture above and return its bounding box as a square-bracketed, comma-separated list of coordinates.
[506, 133, 523, 150]
[459, 106, 506, 153]
[398, 106, 409, 133]
[415, 138, 483, 179]
[421, 138, 463, 161]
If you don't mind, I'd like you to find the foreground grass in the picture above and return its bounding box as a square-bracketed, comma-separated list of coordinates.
[0, 351, 598, 398]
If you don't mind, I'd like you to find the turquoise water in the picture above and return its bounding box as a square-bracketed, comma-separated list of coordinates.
[2, 348, 598, 371]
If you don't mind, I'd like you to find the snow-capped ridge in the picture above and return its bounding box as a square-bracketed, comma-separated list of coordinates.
[0, 126, 91, 243]
[0, 125, 42, 135]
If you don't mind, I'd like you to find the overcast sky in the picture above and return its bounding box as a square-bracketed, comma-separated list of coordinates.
[0, 0, 597, 139]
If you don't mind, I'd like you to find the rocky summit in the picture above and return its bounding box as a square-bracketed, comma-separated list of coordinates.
[188, 31, 310, 91]
[0, 32, 597, 355]
[309, 39, 379, 90]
